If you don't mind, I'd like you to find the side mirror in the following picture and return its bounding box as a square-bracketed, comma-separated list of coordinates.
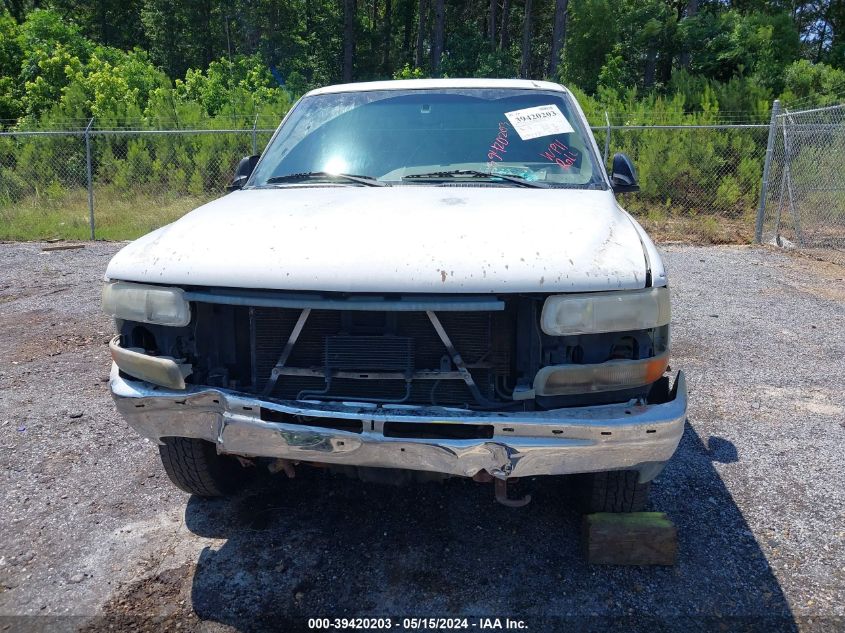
[227, 155, 260, 192]
[610, 153, 639, 193]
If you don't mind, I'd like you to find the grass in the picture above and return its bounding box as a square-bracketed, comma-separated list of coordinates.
[635, 206, 756, 245]
[0, 186, 755, 245]
[0, 187, 215, 241]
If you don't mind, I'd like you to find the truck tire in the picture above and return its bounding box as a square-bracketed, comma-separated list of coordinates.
[580, 470, 650, 513]
[158, 437, 249, 497]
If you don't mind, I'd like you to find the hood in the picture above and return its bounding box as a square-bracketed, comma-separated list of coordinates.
[105, 186, 648, 293]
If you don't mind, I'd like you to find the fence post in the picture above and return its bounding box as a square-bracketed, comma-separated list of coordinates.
[781, 109, 803, 247]
[84, 117, 95, 240]
[603, 111, 611, 165]
[252, 113, 259, 155]
[754, 99, 781, 243]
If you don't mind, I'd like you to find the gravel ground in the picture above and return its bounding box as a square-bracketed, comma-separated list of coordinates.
[0, 241, 843, 632]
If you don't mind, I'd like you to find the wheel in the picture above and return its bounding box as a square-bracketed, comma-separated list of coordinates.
[157, 437, 250, 497]
[579, 470, 650, 513]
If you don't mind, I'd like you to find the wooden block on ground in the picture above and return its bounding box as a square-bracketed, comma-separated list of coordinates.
[42, 243, 85, 252]
[583, 512, 677, 566]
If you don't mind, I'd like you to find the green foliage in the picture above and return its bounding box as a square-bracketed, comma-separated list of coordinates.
[677, 9, 800, 94]
[438, 19, 516, 79]
[780, 60, 845, 106]
[175, 54, 290, 116]
[0, 11, 23, 119]
[668, 71, 772, 120]
[2, 8, 294, 127]
[1, 2, 839, 125]
[15, 8, 91, 117]
[393, 64, 426, 80]
[560, 0, 617, 94]
[562, 3, 801, 97]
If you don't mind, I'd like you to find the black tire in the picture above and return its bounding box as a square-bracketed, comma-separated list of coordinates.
[580, 470, 651, 513]
[158, 437, 250, 497]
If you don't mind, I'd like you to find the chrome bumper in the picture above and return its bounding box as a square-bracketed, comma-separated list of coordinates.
[110, 365, 687, 482]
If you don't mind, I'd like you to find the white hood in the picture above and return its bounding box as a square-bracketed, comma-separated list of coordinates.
[105, 186, 649, 293]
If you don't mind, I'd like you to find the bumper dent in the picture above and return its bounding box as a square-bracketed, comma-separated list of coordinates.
[110, 365, 687, 481]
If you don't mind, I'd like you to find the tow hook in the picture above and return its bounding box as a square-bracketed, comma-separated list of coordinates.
[268, 458, 296, 478]
[494, 478, 531, 508]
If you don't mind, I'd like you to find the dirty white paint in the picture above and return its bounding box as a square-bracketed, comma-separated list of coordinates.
[306, 77, 568, 96]
[620, 210, 668, 287]
[105, 186, 653, 293]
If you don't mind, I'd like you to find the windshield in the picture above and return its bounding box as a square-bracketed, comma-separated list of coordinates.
[249, 88, 606, 189]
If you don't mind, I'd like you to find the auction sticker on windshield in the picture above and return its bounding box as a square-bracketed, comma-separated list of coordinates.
[504, 104, 574, 140]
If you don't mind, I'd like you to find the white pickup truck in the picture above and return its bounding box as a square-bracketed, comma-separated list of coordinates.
[103, 79, 686, 511]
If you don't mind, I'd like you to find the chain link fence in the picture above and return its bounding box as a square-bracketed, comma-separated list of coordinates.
[0, 122, 279, 241]
[604, 124, 769, 242]
[757, 103, 845, 265]
[0, 113, 782, 244]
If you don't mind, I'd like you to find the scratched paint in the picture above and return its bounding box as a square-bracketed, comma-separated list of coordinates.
[104, 186, 661, 294]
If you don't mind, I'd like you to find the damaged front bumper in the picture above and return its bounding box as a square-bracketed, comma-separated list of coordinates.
[110, 365, 687, 482]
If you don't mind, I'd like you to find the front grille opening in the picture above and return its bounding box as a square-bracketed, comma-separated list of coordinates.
[260, 407, 363, 433]
[252, 307, 515, 407]
[383, 421, 494, 440]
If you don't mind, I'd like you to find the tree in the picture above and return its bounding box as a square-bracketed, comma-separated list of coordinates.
[780, 58, 845, 105]
[499, 0, 511, 51]
[415, 0, 429, 69]
[343, 0, 355, 81]
[140, 0, 196, 78]
[431, 0, 444, 75]
[401, 0, 415, 65]
[520, 0, 532, 78]
[549, 0, 568, 76]
[678, 0, 697, 68]
[677, 9, 800, 93]
[488, 0, 497, 50]
[1, 0, 29, 22]
[41, 0, 144, 50]
[561, 0, 679, 93]
[382, 0, 393, 74]
[0, 0, 835, 112]
[0, 10, 22, 120]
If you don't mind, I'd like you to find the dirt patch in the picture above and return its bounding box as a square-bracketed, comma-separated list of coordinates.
[82, 564, 200, 632]
[779, 248, 845, 302]
[0, 312, 109, 363]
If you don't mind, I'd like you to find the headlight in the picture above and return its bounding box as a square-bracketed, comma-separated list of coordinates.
[534, 352, 669, 396]
[540, 287, 670, 336]
[102, 281, 191, 327]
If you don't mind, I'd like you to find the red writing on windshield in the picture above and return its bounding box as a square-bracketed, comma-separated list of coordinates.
[486, 122, 510, 169]
[541, 139, 578, 169]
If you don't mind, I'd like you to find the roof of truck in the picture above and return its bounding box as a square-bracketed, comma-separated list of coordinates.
[306, 78, 569, 96]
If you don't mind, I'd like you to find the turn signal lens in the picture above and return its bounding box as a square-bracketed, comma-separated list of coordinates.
[534, 353, 669, 396]
[109, 336, 190, 389]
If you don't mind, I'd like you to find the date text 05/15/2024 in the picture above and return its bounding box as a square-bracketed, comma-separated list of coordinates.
[307, 617, 529, 630]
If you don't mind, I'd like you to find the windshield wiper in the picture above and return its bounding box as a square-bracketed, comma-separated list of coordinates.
[265, 172, 386, 187]
[402, 169, 549, 188]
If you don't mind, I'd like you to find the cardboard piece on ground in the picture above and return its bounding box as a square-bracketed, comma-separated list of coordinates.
[583, 512, 677, 566]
